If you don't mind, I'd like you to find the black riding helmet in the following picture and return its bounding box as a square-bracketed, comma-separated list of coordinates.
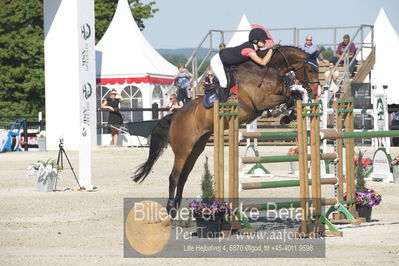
[248, 28, 270, 43]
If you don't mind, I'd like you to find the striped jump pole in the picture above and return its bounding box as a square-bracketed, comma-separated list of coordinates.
[241, 153, 337, 164]
[241, 177, 337, 190]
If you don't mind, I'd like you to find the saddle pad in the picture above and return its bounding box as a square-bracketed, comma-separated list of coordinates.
[203, 89, 219, 109]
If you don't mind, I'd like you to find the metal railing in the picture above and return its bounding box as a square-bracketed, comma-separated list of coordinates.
[185, 25, 374, 97]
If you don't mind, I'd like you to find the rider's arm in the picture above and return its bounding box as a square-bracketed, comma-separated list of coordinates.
[247, 49, 273, 66]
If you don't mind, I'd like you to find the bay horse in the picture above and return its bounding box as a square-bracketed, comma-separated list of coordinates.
[133, 46, 320, 213]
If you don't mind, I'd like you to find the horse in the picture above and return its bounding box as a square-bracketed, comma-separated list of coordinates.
[133, 46, 320, 213]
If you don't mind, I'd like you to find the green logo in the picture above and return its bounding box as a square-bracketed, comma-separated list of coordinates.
[81, 23, 91, 40]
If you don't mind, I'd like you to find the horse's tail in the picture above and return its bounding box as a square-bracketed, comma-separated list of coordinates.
[132, 114, 173, 183]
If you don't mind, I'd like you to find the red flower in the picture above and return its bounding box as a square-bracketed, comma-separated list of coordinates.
[287, 147, 299, 155]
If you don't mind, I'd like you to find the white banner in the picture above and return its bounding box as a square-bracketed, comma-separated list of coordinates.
[78, 0, 96, 190]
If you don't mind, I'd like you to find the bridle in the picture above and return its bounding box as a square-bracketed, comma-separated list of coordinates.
[275, 47, 320, 87]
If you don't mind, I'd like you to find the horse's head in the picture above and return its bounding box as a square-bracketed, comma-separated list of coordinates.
[272, 46, 320, 94]
[269, 46, 320, 124]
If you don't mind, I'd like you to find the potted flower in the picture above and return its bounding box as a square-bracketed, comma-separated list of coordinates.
[391, 156, 399, 183]
[189, 200, 231, 238]
[353, 150, 382, 222]
[36, 131, 46, 151]
[189, 156, 231, 238]
[28, 159, 62, 192]
[287, 147, 299, 174]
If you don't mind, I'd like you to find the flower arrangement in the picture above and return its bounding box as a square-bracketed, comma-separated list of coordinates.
[27, 159, 62, 181]
[354, 156, 373, 169]
[189, 200, 231, 220]
[391, 157, 399, 166]
[287, 147, 299, 155]
[354, 189, 382, 207]
[353, 150, 381, 207]
[190, 156, 231, 220]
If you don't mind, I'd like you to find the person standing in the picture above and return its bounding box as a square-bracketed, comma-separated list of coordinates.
[325, 61, 340, 101]
[174, 64, 193, 104]
[101, 89, 124, 145]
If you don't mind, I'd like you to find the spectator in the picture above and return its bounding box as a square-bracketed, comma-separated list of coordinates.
[324, 61, 340, 101]
[204, 70, 220, 89]
[299, 35, 323, 96]
[101, 89, 124, 145]
[331, 34, 357, 74]
[299, 35, 323, 69]
[174, 64, 193, 104]
[161, 93, 182, 113]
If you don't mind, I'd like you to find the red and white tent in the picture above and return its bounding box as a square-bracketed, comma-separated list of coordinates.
[95, 0, 176, 145]
[95, 0, 176, 112]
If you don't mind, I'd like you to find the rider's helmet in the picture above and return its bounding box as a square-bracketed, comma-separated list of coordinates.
[249, 28, 270, 43]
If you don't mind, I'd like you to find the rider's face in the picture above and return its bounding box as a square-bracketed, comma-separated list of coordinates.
[257, 40, 266, 48]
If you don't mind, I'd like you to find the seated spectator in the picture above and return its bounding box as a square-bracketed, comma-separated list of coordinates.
[299, 35, 322, 70]
[299, 35, 323, 96]
[204, 70, 220, 89]
[161, 93, 182, 113]
[331, 34, 357, 74]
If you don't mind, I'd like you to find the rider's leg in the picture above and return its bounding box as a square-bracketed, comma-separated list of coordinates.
[211, 53, 227, 88]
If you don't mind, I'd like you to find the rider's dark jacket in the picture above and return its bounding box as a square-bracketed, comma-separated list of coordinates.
[219, 42, 256, 66]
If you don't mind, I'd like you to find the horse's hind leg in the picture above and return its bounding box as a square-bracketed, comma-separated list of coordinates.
[167, 158, 185, 215]
[174, 133, 212, 209]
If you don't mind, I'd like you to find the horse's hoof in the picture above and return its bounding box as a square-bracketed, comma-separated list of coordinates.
[167, 199, 177, 218]
[168, 208, 177, 219]
[280, 116, 292, 125]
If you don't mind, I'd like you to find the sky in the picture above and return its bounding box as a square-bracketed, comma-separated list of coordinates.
[139, 0, 399, 49]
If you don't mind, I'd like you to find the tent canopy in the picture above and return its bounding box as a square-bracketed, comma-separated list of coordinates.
[363, 8, 399, 104]
[95, 0, 176, 85]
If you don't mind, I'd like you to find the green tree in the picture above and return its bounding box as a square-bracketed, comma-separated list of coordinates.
[95, 0, 158, 43]
[320, 46, 334, 62]
[0, 0, 44, 117]
[0, 0, 158, 117]
[162, 54, 187, 67]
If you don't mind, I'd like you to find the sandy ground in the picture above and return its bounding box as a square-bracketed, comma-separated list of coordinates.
[1, 145, 399, 265]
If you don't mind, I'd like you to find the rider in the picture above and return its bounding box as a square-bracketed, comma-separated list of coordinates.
[215, 27, 274, 100]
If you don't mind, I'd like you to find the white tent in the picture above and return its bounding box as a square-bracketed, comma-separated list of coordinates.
[361, 8, 399, 104]
[226, 14, 252, 47]
[95, 0, 176, 145]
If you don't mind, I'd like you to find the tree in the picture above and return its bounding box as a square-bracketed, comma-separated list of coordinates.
[0, 0, 44, 117]
[95, 0, 158, 43]
[0, 0, 158, 117]
[320, 46, 334, 62]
